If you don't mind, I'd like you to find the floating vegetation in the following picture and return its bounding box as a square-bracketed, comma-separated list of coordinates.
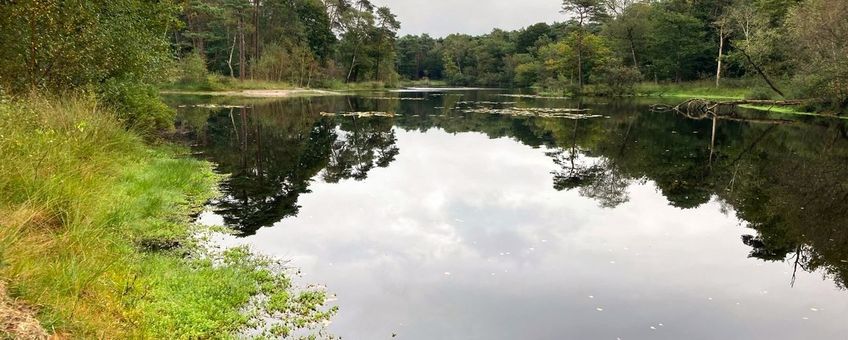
[186, 104, 249, 109]
[366, 96, 427, 101]
[319, 111, 398, 117]
[456, 101, 517, 105]
[498, 94, 570, 99]
[462, 107, 602, 119]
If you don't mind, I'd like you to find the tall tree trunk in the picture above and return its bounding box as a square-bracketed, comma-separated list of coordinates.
[227, 31, 236, 78]
[238, 13, 245, 81]
[253, 0, 260, 80]
[375, 36, 382, 82]
[627, 28, 638, 67]
[346, 2, 365, 83]
[346, 54, 357, 82]
[577, 39, 583, 89]
[576, 22, 584, 90]
[716, 25, 725, 88]
[416, 50, 422, 79]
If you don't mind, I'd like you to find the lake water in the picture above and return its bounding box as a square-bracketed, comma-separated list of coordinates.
[169, 90, 848, 340]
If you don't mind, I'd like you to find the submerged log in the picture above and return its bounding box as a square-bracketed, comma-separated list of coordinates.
[651, 99, 804, 116]
[650, 98, 801, 125]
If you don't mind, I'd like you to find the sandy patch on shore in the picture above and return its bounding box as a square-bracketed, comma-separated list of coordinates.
[1, 282, 48, 339]
[161, 89, 344, 98]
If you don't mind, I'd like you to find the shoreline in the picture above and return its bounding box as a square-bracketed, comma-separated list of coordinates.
[160, 88, 345, 98]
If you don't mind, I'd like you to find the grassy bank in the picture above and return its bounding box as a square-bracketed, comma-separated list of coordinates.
[533, 79, 785, 100]
[0, 95, 335, 338]
[634, 80, 751, 99]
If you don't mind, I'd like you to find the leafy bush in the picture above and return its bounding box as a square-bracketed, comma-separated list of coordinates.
[178, 53, 210, 85]
[592, 61, 643, 96]
[0, 0, 177, 93]
[787, 0, 848, 110]
[98, 78, 174, 135]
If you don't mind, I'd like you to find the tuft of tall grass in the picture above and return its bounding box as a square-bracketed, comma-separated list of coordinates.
[0, 93, 146, 335]
[0, 94, 336, 337]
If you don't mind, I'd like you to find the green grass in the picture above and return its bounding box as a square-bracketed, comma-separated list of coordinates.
[0, 94, 335, 338]
[634, 79, 761, 99]
[739, 104, 848, 120]
[531, 79, 774, 100]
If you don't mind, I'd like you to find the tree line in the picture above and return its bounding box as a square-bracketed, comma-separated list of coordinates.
[395, 0, 846, 107]
[1, 0, 845, 123]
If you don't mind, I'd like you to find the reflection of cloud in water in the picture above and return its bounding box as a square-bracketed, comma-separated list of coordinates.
[208, 129, 848, 340]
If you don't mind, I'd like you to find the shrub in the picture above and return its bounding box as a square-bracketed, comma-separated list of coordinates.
[591, 61, 643, 96]
[178, 53, 210, 85]
[98, 78, 174, 136]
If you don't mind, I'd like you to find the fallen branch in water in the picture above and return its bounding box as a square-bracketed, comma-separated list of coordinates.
[650, 99, 800, 124]
[651, 98, 805, 117]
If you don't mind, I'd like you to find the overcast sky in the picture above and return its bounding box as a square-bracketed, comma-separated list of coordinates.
[373, 0, 564, 37]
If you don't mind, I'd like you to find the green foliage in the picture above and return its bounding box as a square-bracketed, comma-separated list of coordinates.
[786, 0, 848, 109]
[0, 0, 178, 92]
[396, 34, 444, 80]
[97, 78, 175, 136]
[178, 53, 211, 85]
[251, 42, 320, 86]
[591, 60, 643, 96]
[175, 0, 403, 86]
[0, 0, 179, 133]
[644, 7, 713, 81]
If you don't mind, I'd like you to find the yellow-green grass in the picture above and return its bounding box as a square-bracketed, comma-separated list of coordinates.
[634, 79, 755, 99]
[0, 94, 334, 338]
[740, 104, 848, 120]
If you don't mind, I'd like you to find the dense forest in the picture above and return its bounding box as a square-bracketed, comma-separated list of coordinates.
[173, 0, 403, 87]
[395, 0, 846, 106]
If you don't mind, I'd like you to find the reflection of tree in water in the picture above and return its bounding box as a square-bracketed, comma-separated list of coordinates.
[323, 118, 399, 183]
[549, 149, 602, 191]
[530, 110, 848, 288]
[720, 129, 848, 289]
[548, 119, 631, 208]
[577, 159, 631, 208]
[211, 109, 336, 236]
[180, 104, 399, 236]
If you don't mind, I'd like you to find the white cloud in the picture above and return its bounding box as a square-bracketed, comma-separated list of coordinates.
[373, 0, 564, 37]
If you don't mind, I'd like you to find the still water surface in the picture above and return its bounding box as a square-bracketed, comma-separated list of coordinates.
[169, 90, 848, 339]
